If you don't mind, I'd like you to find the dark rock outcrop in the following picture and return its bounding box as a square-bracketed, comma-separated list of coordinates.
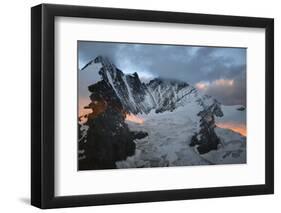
[237, 106, 245, 111]
[94, 56, 156, 114]
[78, 106, 136, 170]
[78, 76, 148, 170]
[131, 131, 149, 140]
[190, 101, 223, 154]
[79, 82, 132, 170]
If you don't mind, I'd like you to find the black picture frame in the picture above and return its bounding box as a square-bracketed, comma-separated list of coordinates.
[31, 3, 274, 209]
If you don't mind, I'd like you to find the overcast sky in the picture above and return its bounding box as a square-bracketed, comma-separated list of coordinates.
[78, 41, 246, 106]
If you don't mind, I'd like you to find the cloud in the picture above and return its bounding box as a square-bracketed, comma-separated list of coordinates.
[78, 41, 246, 105]
[196, 68, 246, 106]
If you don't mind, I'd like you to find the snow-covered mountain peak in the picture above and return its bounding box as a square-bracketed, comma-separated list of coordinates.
[83, 57, 223, 118]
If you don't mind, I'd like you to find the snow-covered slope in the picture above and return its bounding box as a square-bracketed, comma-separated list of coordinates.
[147, 78, 195, 113]
[116, 103, 246, 168]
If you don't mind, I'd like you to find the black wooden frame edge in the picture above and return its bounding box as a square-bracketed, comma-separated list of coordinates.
[31, 3, 274, 209]
[31, 4, 42, 208]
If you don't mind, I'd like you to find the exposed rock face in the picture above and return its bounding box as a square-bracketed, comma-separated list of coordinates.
[79, 106, 136, 170]
[78, 78, 144, 170]
[94, 56, 156, 114]
[190, 100, 223, 154]
[236, 106, 245, 111]
[78, 56, 225, 169]
[147, 78, 195, 113]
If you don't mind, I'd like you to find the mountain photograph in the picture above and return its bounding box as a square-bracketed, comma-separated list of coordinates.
[77, 41, 246, 170]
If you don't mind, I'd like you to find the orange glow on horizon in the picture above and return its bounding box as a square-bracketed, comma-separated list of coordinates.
[125, 113, 144, 124]
[195, 79, 234, 91]
[79, 98, 91, 116]
[217, 122, 246, 136]
[78, 98, 92, 124]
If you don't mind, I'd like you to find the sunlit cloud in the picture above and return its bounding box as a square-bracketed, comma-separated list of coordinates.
[213, 79, 234, 86]
[195, 79, 234, 91]
[194, 78, 245, 106]
[195, 81, 210, 91]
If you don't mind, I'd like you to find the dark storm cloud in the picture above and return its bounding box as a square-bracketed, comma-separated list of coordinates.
[202, 64, 246, 106]
[78, 41, 246, 106]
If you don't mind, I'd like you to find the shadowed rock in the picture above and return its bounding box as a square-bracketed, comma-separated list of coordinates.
[190, 101, 223, 154]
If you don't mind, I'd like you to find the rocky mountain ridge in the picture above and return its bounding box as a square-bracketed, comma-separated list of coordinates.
[78, 56, 226, 170]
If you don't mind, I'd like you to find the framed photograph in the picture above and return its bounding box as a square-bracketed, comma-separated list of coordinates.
[31, 4, 274, 209]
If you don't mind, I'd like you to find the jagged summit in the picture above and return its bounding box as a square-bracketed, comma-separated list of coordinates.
[148, 77, 189, 87]
[81, 55, 112, 70]
[84, 56, 156, 114]
[83, 56, 222, 116]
